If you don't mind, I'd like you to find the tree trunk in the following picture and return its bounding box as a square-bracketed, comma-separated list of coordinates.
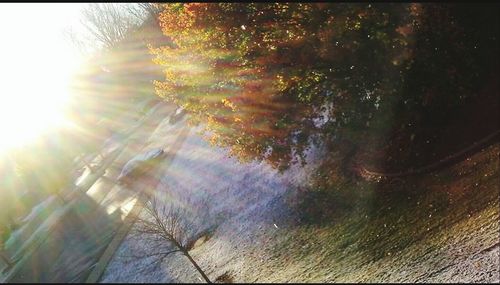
[183, 250, 211, 283]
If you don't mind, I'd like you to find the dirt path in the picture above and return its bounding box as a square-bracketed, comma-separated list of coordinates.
[100, 115, 499, 283]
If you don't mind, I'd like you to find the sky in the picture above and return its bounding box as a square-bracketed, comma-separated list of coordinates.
[0, 3, 88, 152]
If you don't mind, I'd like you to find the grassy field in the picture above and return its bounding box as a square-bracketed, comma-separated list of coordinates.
[238, 143, 499, 282]
[100, 121, 498, 283]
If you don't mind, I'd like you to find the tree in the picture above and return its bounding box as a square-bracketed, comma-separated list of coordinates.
[126, 3, 163, 22]
[80, 3, 143, 50]
[65, 3, 163, 55]
[151, 3, 499, 172]
[150, 3, 413, 170]
[126, 194, 211, 283]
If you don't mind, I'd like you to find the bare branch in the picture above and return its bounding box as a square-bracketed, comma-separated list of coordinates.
[129, 195, 212, 282]
[80, 3, 143, 50]
[126, 3, 162, 22]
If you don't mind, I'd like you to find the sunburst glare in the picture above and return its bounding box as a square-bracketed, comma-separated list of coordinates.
[0, 4, 85, 153]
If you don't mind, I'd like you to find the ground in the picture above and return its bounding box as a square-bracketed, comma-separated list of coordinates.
[100, 110, 499, 283]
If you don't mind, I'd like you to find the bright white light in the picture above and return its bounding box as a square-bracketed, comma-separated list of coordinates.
[0, 3, 87, 152]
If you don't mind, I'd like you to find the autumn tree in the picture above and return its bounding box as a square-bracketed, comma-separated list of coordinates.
[150, 3, 410, 169]
[151, 3, 499, 171]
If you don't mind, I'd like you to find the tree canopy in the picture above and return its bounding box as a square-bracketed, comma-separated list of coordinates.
[151, 3, 499, 171]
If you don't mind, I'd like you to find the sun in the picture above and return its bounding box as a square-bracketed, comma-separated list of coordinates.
[0, 72, 69, 151]
[0, 3, 86, 153]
